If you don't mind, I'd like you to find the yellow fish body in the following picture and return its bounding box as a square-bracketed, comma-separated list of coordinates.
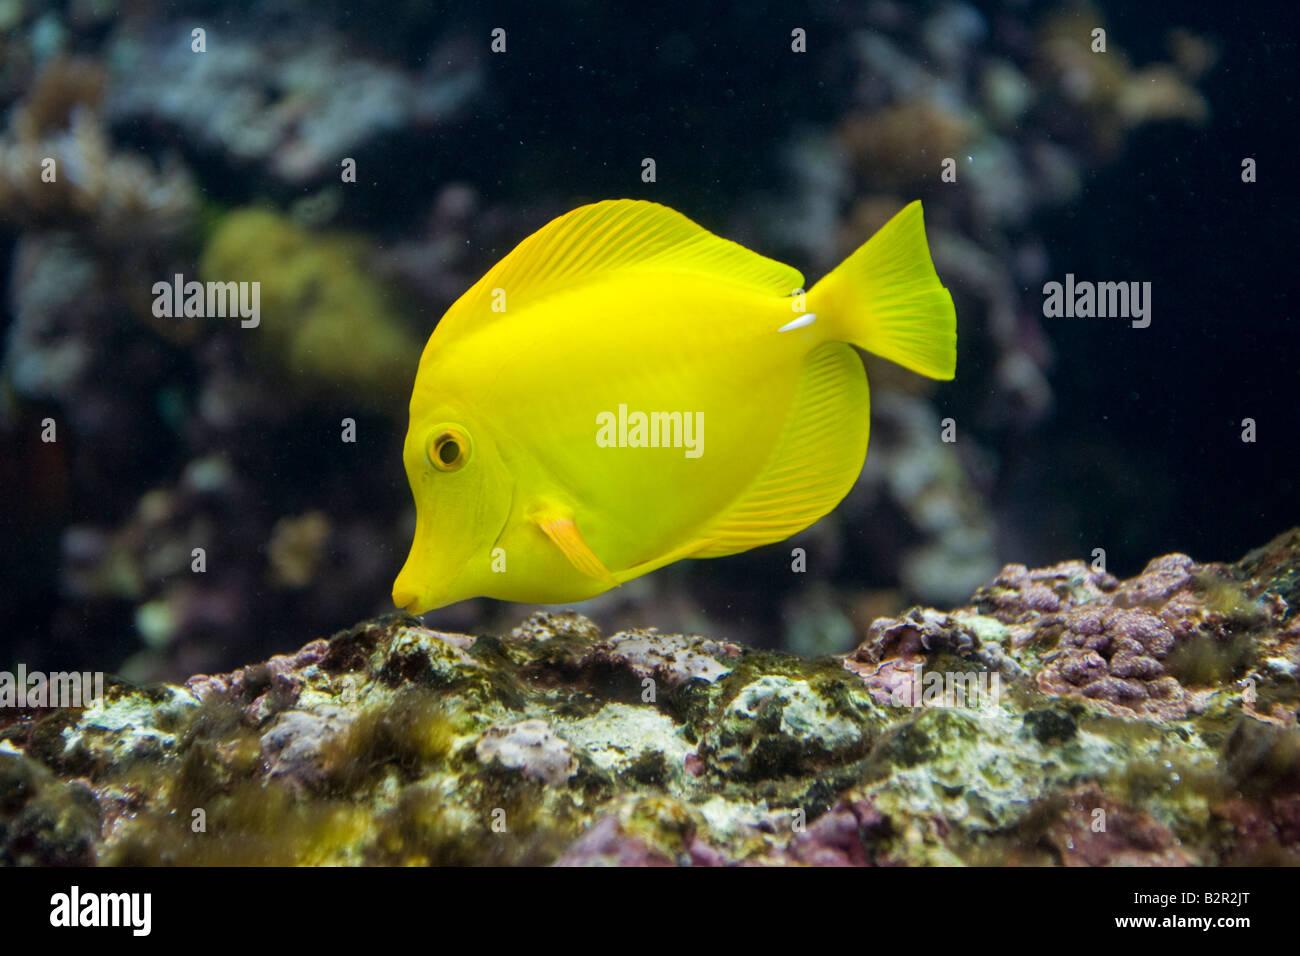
[393, 199, 955, 613]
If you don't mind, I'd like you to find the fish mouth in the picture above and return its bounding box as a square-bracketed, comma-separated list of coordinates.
[391, 579, 430, 615]
[392, 552, 443, 614]
[391, 586, 427, 615]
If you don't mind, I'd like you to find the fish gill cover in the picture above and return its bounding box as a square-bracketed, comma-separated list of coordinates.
[0, 0, 1296, 889]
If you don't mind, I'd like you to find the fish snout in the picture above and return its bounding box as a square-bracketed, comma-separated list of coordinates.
[392, 565, 433, 615]
[392, 586, 421, 614]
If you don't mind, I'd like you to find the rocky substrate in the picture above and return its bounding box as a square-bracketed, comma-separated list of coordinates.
[3, 530, 1299, 866]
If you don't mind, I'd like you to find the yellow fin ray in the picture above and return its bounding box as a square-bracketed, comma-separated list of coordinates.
[809, 200, 956, 380]
[533, 510, 619, 585]
[436, 200, 804, 342]
[688, 341, 869, 559]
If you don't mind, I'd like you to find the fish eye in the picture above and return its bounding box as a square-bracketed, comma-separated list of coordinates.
[426, 426, 470, 472]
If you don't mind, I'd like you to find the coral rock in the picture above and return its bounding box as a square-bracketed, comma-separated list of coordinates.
[4, 532, 1299, 865]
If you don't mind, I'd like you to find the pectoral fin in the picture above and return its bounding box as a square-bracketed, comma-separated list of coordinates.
[533, 509, 618, 585]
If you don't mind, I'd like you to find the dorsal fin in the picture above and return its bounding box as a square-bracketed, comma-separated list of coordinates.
[434, 200, 804, 341]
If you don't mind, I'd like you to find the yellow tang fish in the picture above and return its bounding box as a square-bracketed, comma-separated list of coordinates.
[393, 199, 955, 613]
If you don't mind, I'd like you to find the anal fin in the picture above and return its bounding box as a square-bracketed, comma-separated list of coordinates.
[689, 341, 870, 559]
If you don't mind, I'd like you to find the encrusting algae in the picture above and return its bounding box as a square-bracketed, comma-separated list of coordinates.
[4, 530, 1298, 866]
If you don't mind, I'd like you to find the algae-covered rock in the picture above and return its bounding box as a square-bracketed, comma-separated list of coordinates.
[4, 529, 1300, 866]
[0, 750, 101, 866]
[199, 207, 421, 412]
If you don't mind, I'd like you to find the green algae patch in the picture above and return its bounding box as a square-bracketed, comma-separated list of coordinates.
[0, 752, 100, 866]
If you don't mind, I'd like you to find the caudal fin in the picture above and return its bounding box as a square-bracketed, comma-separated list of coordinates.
[808, 201, 956, 380]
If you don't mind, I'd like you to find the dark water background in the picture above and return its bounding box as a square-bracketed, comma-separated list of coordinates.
[0, 0, 1295, 679]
